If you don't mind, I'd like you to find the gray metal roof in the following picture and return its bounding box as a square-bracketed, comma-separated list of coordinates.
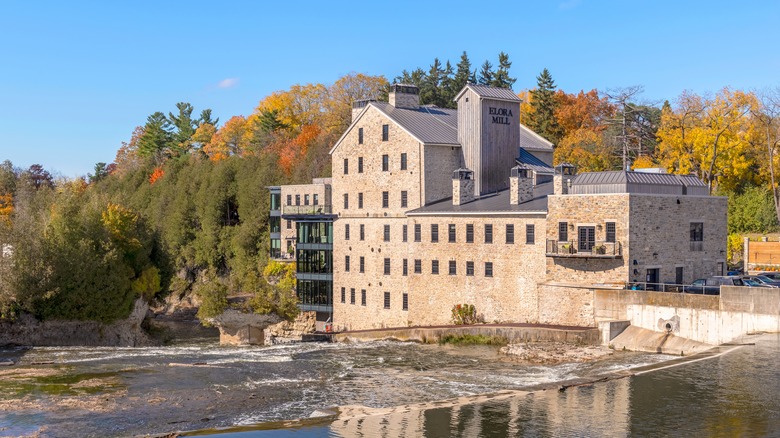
[570, 171, 709, 195]
[519, 123, 554, 150]
[516, 148, 554, 175]
[455, 84, 521, 102]
[407, 182, 552, 215]
[372, 102, 459, 145]
[573, 171, 706, 187]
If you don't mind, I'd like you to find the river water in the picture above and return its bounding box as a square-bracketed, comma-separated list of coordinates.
[1, 333, 778, 437]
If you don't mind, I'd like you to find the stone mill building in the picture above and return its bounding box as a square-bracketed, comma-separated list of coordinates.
[269, 83, 727, 331]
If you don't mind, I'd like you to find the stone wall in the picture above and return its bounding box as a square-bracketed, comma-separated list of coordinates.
[264, 311, 317, 344]
[536, 284, 595, 327]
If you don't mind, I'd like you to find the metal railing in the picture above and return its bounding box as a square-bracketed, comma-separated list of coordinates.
[282, 205, 333, 215]
[624, 282, 723, 294]
[545, 239, 622, 257]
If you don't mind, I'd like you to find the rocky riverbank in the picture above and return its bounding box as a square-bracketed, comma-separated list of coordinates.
[499, 342, 613, 364]
[0, 299, 153, 348]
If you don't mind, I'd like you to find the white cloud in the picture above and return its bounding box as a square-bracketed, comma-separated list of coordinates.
[217, 78, 239, 89]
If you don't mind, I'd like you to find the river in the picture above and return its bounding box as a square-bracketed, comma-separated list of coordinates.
[1, 333, 778, 437]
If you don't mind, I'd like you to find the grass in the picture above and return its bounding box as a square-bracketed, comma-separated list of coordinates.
[438, 334, 508, 346]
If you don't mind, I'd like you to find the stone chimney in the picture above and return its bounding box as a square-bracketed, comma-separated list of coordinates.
[452, 169, 475, 206]
[510, 165, 534, 205]
[554, 163, 576, 195]
[352, 99, 374, 122]
[389, 84, 419, 109]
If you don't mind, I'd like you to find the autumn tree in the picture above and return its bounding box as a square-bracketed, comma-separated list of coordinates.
[657, 88, 758, 193]
[750, 88, 780, 224]
[203, 116, 251, 160]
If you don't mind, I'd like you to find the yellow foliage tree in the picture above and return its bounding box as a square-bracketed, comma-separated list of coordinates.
[203, 116, 251, 161]
[657, 88, 758, 193]
[554, 128, 617, 172]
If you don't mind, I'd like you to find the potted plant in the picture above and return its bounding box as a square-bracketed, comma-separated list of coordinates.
[595, 244, 606, 254]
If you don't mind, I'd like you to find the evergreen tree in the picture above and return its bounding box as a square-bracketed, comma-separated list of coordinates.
[491, 52, 516, 89]
[478, 60, 494, 85]
[440, 60, 455, 107]
[452, 51, 473, 97]
[420, 58, 445, 106]
[199, 109, 219, 128]
[137, 112, 174, 161]
[528, 68, 562, 144]
[168, 102, 197, 155]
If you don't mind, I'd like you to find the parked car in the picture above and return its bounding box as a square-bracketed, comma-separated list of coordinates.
[686, 276, 745, 295]
[741, 278, 773, 288]
[755, 272, 780, 281]
[742, 275, 780, 288]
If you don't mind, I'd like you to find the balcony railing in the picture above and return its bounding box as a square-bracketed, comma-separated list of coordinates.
[546, 239, 622, 258]
[282, 205, 333, 216]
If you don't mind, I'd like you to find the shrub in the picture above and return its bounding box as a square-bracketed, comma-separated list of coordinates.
[451, 303, 478, 325]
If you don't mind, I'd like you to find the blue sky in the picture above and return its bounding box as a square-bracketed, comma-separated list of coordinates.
[1, 1, 778, 177]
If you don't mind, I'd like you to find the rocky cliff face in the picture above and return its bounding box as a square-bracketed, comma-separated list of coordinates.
[0, 299, 153, 347]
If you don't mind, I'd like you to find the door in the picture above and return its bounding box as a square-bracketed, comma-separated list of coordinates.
[646, 268, 660, 291]
[578, 226, 595, 252]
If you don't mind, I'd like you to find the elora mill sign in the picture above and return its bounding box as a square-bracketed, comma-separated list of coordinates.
[488, 107, 512, 125]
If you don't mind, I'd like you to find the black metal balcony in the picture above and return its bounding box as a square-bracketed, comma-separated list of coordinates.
[545, 239, 622, 258]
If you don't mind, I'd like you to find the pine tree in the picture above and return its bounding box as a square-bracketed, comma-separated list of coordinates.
[137, 112, 173, 161]
[491, 52, 516, 89]
[198, 109, 219, 128]
[528, 68, 561, 144]
[420, 58, 445, 106]
[168, 102, 196, 155]
[440, 61, 456, 107]
[478, 60, 494, 85]
[452, 51, 473, 95]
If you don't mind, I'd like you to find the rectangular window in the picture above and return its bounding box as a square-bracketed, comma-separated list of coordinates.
[414, 259, 422, 274]
[466, 224, 474, 243]
[559, 222, 568, 242]
[358, 192, 364, 209]
[402, 293, 408, 311]
[358, 127, 364, 144]
[401, 191, 408, 208]
[485, 262, 493, 277]
[414, 224, 421, 242]
[466, 261, 474, 276]
[690, 222, 704, 251]
[449, 260, 456, 275]
[345, 255, 350, 272]
[345, 224, 350, 240]
[448, 224, 456, 243]
[286, 194, 292, 205]
[361, 289, 366, 306]
[286, 219, 292, 230]
[403, 259, 408, 276]
[384, 258, 390, 275]
[506, 224, 514, 244]
[432, 260, 439, 275]
[526, 224, 535, 244]
[295, 194, 301, 206]
[313, 194, 319, 205]
[402, 225, 408, 242]
[304, 194, 310, 205]
[400, 153, 407, 170]
[431, 224, 439, 243]
[350, 288, 355, 305]
[343, 158, 348, 175]
[382, 191, 389, 208]
[382, 124, 389, 141]
[485, 224, 493, 244]
[343, 193, 348, 209]
[359, 256, 365, 273]
[358, 157, 363, 173]
[382, 154, 389, 171]
[360, 224, 365, 241]
[384, 224, 390, 242]
[606, 222, 616, 243]
[341, 287, 345, 304]
[384, 291, 390, 309]
[675, 266, 684, 285]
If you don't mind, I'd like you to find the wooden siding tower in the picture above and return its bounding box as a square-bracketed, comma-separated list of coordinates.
[455, 85, 522, 196]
